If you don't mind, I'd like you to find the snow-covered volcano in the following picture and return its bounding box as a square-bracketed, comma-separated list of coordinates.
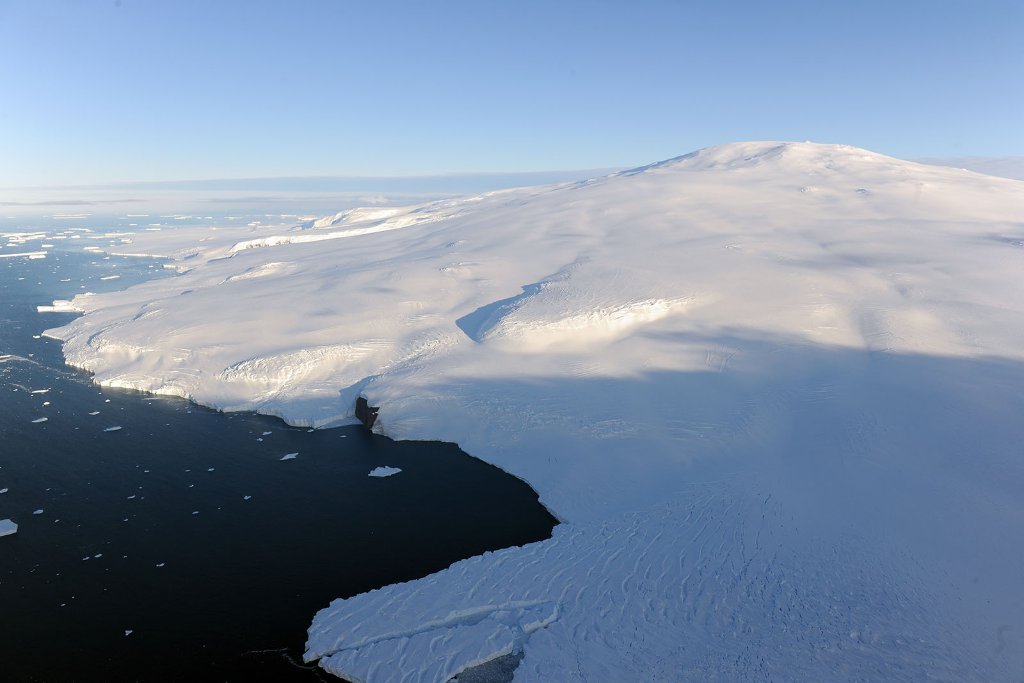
[46, 142, 1024, 681]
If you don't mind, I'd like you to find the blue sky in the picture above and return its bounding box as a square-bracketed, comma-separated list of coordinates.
[1, 0, 1021, 186]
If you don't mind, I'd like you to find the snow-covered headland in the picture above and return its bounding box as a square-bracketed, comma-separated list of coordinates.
[43, 142, 1024, 681]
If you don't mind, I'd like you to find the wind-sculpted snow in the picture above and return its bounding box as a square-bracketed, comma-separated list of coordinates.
[220, 260, 295, 283]
[455, 261, 690, 350]
[228, 194, 500, 253]
[43, 142, 1024, 680]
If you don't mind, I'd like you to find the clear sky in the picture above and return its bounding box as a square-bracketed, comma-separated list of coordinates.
[1, 0, 1021, 186]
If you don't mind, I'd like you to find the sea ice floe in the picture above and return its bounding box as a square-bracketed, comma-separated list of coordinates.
[368, 466, 402, 478]
[32, 417, 48, 423]
[103, 426, 122, 432]
[279, 453, 298, 461]
[0, 519, 17, 537]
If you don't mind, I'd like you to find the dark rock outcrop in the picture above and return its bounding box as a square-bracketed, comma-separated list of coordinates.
[354, 397, 380, 430]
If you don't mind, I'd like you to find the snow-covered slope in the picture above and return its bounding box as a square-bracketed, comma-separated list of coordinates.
[919, 155, 1024, 181]
[45, 142, 1024, 681]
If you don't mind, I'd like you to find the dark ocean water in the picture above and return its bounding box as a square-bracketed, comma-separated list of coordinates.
[0, 245, 555, 681]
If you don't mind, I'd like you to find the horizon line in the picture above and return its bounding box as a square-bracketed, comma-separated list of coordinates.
[1, 167, 625, 193]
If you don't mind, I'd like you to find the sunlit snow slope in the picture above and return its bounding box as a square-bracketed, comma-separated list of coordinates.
[46, 142, 1024, 681]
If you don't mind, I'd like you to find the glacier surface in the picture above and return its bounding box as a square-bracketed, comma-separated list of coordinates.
[44, 142, 1024, 681]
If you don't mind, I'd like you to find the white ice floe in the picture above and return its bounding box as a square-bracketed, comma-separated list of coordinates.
[0, 519, 17, 537]
[279, 453, 298, 461]
[0, 251, 47, 259]
[367, 466, 402, 478]
[31, 417, 48, 423]
[103, 426, 122, 432]
[88, 411, 100, 415]
[32, 509, 43, 515]
[41, 142, 1024, 681]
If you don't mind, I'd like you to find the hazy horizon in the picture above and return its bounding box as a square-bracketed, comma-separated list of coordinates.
[0, 168, 621, 218]
[3, 151, 1022, 220]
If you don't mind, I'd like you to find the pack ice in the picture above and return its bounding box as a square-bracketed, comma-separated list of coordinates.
[44, 142, 1024, 681]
